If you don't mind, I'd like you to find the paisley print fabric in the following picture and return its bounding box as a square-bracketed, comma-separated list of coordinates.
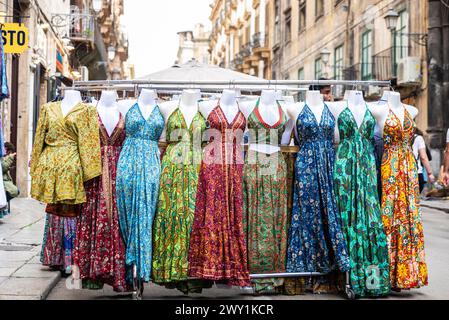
[152, 108, 207, 292]
[40, 214, 77, 273]
[73, 114, 130, 292]
[116, 104, 165, 283]
[188, 105, 250, 287]
[334, 106, 390, 297]
[30, 101, 102, 204]
[381, 108, 428, 290]
[243, 100, 289, 293]
[287, 105, 350, 274]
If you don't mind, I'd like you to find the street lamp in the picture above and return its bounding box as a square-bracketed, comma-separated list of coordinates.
[108, 46, 116, 61]
[320, 48, 331, 78]
[92, 0, 103, 14]
[384, 9, 399, 77]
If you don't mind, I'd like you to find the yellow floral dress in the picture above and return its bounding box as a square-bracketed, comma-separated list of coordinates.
[30, 101, 102, 205]
[381, 108, 428, 290]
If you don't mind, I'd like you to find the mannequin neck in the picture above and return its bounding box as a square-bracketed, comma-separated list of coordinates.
[348, 90, 365, 107]
[220, 90, 237, 108]
[98, 91, 118, 108]
[138, 89, 157, 107]
[260, 90, 276, 106]
[275, 90, 283, 101]
[284, 96, 295, 104]
[180, 90, 200, 108]
[63, 90, 82, 105]
[388, 92, 402, 109]
[306, 91, 323, 107]
[381, 90, 391, 102]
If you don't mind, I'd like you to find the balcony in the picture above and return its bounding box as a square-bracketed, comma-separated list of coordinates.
[52, 6, 95, 43]
[252, 32, 265, 48]
[239, 43, 252, 58]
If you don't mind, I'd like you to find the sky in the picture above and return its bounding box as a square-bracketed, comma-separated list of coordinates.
[122, 0, 212, 78]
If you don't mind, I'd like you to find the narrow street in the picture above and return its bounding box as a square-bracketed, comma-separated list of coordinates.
[45, 203, 449, 300]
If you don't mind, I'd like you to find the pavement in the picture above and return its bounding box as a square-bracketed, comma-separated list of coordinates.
[0, 197, 448, 300]
[0, 198, 61, 300]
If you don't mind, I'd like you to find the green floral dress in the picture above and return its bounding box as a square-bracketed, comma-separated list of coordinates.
[334, 106, 390, 297]
[152, 108, 211, 294]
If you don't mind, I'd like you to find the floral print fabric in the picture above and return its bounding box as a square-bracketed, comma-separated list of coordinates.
[116, 104, 165, 282]
[243, 102, 289, 293]
[334, 107, 390, 297]
[188, 105, 250, 287]
[287, 105, 350, 274]
[381, 108, 428, 290]
[73, 114, 130, 292]
[152, 108, 206, 290]
[30, 101, 102, 204]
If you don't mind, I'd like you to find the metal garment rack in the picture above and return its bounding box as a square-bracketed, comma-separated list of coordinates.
[66, 79, 392, 94]
[68, 78, 391, 300]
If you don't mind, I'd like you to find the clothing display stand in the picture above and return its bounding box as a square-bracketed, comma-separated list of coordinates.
[63, 78, 391, 300]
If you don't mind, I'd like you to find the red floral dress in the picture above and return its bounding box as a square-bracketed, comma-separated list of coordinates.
[188, 105, 250, 286]
[381, 108, 428, 290]
[73, 114, 130, 292]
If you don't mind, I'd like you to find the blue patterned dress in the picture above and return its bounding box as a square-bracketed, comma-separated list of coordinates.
[287, 104, 350, 274]
[116, 104, 165, 282]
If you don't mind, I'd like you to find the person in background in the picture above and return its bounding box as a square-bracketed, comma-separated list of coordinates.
[412, 129, 436, 193]
[443, 129, 449, 186]
[309, 77, 334, 102]
[2, 142, 19, 201]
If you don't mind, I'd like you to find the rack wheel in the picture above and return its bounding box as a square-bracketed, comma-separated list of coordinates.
[345, 288, 356, 300]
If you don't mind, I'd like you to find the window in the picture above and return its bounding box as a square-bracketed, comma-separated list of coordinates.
[316, 0, 324, 18]
[395, 10, 409, 67]
[315, 58, 322, 79]
[274, 0, 281, 45]
[298, 1, 306, 32]
[334, 45, 344, 80]
[361, 30, 373, 80]
[298, 68, 305, 100]
[285, 11, 292, 43]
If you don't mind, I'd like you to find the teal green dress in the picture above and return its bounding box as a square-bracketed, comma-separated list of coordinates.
[333, 106, 390, 297]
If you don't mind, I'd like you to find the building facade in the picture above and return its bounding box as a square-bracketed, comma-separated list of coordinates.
[176, 23, 211, 65]
[0, 0, 130, 198]
[209, 0, 271, 79]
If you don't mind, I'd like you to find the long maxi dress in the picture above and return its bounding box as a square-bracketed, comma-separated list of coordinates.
[287, 105, 350, 275]
[188, 105, 251, 287]
[381, 108, 428, 290]
[116, 104, 165, 283]
[243, 99, 289, 294]
[152, 108, 209, 294]
[30, 101, 102, 271]
[73, 114, 130, 292]
[333, 106, 390, 297]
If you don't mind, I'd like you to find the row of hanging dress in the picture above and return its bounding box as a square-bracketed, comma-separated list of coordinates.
[31, 101, 101, 273]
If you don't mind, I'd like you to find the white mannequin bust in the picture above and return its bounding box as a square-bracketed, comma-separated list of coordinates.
[137, 89, 158, 120]
[287, 91, 324, 125]
[368, 91, 418, 135]
[97, 90, 120, 136]
[61, 90, 82, 117]
[199, 89, 239, 123]
[328, 90, 367, 144]
[240, 90, 292, 155]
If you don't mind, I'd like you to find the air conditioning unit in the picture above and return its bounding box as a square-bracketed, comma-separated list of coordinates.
[80, 66, 89, 81]
[397, 57, 422, 86]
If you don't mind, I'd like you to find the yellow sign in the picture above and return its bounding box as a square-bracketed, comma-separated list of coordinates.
[2, 23, 29, 54]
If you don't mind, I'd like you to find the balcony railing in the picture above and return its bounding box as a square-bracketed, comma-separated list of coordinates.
[240, 42, 252, 58]
[252, 32, 265, 48]
[52, 6, 95, 43]
[343, 63, 375, 81]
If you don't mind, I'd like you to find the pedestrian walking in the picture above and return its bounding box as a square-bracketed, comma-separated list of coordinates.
[412, 128, 435, 193]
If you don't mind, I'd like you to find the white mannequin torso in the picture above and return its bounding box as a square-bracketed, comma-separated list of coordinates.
[240, 90, 292, 155]
[368, 91, 418, 135]
[199, 89, 239, 123]
[61, 90, 82, 117]
[328, 90, 367, 144]
[97, 90, 120, 136]
[159, 90, 200, 143]
[137, 89, 158, 120]
[287, 91, 324, 125]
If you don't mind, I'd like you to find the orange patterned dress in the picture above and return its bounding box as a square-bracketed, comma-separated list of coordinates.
[381, 108, 428, 290]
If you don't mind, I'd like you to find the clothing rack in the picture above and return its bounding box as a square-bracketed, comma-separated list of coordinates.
[68, 78, 390, 300]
